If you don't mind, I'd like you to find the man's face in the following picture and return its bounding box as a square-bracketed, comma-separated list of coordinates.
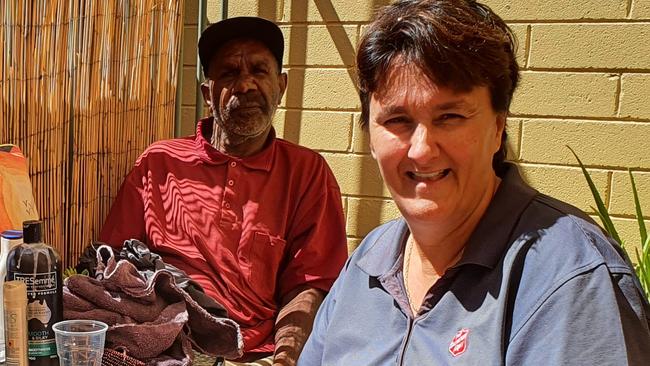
[368, 62, 504, 227]
[201, 39, 286, 142]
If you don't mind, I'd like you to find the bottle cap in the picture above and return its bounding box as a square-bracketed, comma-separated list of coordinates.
[22, 220, 42, 244]
[1, 230, 23, 239]
[3, 280, 28, 306]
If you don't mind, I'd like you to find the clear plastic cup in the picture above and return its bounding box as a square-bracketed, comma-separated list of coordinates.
[53, 320, 108, 366]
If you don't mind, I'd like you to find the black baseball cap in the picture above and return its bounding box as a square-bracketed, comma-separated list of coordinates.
[198, 16, 284, 77]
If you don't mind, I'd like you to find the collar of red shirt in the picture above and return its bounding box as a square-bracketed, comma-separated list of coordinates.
[194, 117, 276, 172]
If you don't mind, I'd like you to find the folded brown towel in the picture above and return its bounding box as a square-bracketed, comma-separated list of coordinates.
[63, 245, 243, 365]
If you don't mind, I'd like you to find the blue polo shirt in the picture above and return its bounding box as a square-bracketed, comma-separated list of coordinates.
[299, 163, 650, 365]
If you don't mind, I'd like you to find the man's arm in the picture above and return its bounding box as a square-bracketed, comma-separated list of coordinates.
[272, 285, 326, 366]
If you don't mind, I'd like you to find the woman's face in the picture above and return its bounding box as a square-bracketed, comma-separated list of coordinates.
[368, 63, 504, 227]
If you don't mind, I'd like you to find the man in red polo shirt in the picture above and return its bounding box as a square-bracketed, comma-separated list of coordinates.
[99, 17, 348, 366]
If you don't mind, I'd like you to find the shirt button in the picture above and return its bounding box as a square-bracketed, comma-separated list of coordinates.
[224, 202, 231, 209]
[228, 180, 234, 186]
[230, 161, 237, 167]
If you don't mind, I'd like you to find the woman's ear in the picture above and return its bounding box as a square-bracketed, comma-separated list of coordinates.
[369, 139, 376, 160]
[493, 113, 506, 153]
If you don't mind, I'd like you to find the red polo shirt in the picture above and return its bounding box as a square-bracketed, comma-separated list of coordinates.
[99, 118, 348, 355]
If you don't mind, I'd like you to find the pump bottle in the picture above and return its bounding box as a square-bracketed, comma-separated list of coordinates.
[6, 221, 62, 366]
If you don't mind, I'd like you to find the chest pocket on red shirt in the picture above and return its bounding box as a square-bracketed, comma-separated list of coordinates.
[241, 231, 287, 298]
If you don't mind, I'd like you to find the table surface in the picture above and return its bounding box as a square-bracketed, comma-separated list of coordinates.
[193, 351, 218, 365]
[0, 351, 218, 366]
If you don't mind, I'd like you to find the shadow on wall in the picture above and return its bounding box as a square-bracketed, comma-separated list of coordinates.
[282, 0, 308, 144]
[279, 0, 391, 251]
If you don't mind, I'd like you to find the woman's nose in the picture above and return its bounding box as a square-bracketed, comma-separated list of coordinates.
[407, 123, 440, 164]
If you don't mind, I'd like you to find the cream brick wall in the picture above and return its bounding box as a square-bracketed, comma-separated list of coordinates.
[180, 0, 650, 254]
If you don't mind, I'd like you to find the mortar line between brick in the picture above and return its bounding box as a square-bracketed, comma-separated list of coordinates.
[516, 119, 523, 161]
[606, 171, 614, 211]
[346, 114, 354, 152]
[518, 162, 650, 173]
[276, 19, 650, 25]
[614, 74, 623, 117]
[524, 25, 532, 68]
[342, 194, 393, 201]
[502, 19, 650, 24]
[626, 0, 634, 18]
[508, 114, 650, 123]
[284, 66, 650, 73]
[523, 68, 650, 74]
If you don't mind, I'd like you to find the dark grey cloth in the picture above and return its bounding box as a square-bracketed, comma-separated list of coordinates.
[299, 163, 650, 366]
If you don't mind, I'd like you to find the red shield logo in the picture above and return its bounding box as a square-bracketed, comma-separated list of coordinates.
[449, 328, 469, 357]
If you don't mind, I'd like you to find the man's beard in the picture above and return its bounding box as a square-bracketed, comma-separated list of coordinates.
[209, 92, 275, 150]
[216, 92, 274, 138]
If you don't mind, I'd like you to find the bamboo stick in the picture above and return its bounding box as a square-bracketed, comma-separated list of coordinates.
[1, 0, 182, 266]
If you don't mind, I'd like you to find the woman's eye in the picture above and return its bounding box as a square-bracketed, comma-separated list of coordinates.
[438, 113, 465, 122]
[384, 116, 407, 125]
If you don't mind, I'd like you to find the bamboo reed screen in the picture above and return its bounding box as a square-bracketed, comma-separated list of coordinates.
[0, 0, 184, 266]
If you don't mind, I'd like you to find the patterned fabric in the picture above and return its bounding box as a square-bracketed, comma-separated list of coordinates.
[224, 356, 273, 366]
[0, 144, 38, 232]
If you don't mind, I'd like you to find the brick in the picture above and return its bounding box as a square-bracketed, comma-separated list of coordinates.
[520, 119, 650, 169]
[184, 0, 199, 25]
[280, 25, 357, 66]
[180, 107, 197, 136]
[510, 72, 618, 117]
[631, 0, 650, 18]
[281, 111, 352, 151]
[182, 26, 198, 66]
[283, 68, 359, 110]
[481, 0, 627, 20]
[509, 24, 528, 68]
[610, 171, 650, 217]
[321, 153, 389, 197]
[225, 0, 256, 17]
[609, 217, 650, 262]
[206, 1, 284, 25]
[347, 237, 363, 255]
[281, 0, 388, 23]
[351, 113, 371, 153]
[181, 67, 199, 105]
[529, 24, 650, 69]
[272, 109, 287, 139]
[620, 74, 650, 120]
[505, 119, 522, 161]
[518, 163, 609, 212]
[346, 197, 400, 238]
[225, 0, 282, 20]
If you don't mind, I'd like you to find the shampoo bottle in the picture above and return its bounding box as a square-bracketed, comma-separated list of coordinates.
[1, 230, 24, 363]
[4, 280, 29, 366]
[6, 221, 62, 366]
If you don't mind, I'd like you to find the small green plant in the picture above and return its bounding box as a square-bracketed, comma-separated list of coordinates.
[568, 146, 650, 301]
[63, 267, 89, 279]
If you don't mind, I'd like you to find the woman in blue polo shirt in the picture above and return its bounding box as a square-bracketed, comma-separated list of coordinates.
[298, 1, 650, 365]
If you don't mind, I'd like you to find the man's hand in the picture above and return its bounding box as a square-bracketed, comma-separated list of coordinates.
[272, 286, 326, 366]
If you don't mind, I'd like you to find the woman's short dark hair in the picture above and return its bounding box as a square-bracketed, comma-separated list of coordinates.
[356, 0, 519, 173]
